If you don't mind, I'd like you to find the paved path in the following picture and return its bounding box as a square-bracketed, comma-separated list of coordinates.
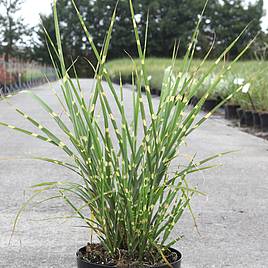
[0, 79, 267, 268]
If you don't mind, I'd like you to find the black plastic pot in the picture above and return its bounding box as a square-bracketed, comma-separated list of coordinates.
[244, 110, 254, 127]
[252, 112, 261, 129]
[156, 89, 161, 96]
[151, 88, 157, 95]
[77, 247, 182, 268]
[202, 99, 219, 112]
[237, 108, 246, 127]
[189, 96, 199, 107]
[224, 104, 240, 120]
[260, 112, 268, 132]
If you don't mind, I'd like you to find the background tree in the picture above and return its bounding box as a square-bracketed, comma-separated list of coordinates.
[139, 0, 210, 57]
[34, 0, 96, 77]
[250, 31, 268, 60]
[0, 0, 31, 61]
[33, 0, 265, 77]
[209, 0, 264, 58]
[33, 14, 55, 65]
[33, 0, 138, 76]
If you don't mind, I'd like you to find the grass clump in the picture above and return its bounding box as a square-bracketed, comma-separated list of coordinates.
[0, 0, 253, 266]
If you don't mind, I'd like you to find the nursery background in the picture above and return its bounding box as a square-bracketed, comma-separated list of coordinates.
[0, 0, 268, 77]
[1, 0, 268, 109]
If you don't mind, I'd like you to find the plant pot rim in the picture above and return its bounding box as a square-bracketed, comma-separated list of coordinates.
[205, 98, 218, 101]
[76, 246, 182, 268]
[259, 111, 268, 115]
[225, 103, 240, 107]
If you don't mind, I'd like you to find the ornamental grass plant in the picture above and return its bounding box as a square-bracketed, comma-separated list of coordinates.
[0, 0, 254, 266]
[235, 71, 268, 112]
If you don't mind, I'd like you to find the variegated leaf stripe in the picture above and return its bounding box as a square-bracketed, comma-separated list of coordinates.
[15, 108, 74, 155]
[0, 122, 55, 144]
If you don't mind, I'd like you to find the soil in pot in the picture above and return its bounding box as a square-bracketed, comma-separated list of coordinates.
[237, 108, 246, 127]
[253, 112, 261, 129]
[224, 104, 240, 120]
[260, 112, 268, 132]
[77, 243, 182, 268]
[244, 110, 254, 127]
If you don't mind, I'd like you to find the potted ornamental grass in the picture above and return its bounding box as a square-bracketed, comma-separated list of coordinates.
[224, 63, 267, 128]
[246, 76, 268, 131]
[222, 75, 242, 120]
[232, 79, 252, 127]
[0, 0, 253, 267]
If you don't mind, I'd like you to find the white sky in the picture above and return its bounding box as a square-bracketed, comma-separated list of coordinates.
[19, 0, 53, 26]
[20, 0, 268, 30]
[262, 2, 268, 31]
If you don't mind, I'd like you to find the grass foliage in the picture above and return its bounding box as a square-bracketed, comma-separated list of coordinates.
[0, 0, 253, 264]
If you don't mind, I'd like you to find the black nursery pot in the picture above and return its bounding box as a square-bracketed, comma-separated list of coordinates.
[259, 112, 268, 132]
[224, 104, 240, 120]
[112, 77, 120, 85]
[77, 247, 182, 268]
[189, 96, 199, 107]
[202, 99, 218, 112]
[252, 112, 261, 129]
[124, 75, 132, 84]
[237, 108, 246, 127]
[244, 110, 254, 127]
[151, 88, 157, 95]
[156, 89, 161, 96]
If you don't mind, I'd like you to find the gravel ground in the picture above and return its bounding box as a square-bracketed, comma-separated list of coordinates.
[0, 79, 267, 268]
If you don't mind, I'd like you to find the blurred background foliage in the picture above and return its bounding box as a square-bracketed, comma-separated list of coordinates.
[0, 0, 267, 77]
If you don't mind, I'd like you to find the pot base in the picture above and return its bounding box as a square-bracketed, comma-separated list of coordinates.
[260, 113, 268, 132]
[253, 112, 261, 129]
[244, 110, 254, 127]
[77, 246, 182, 268]
[237, 108, 246, 127]
[224, 104, 240, 120]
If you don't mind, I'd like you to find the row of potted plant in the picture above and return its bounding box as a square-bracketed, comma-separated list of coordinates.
[110, 57, 268, 131]
[0, 66, 56, 96]
[136, 74, 268, 134]
[0, 76, 57, 96]
[218, 75, 268, 132]
[225, 102, 268, 132]
[182, 73, 268, 133]
[113, 72, 268, 134]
